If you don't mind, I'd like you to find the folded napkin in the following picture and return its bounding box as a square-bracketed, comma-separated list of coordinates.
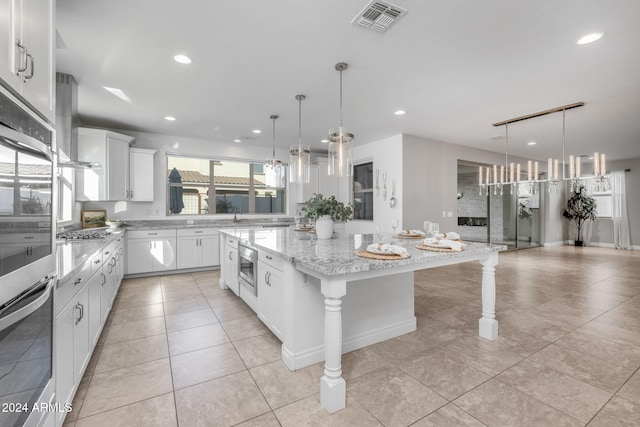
[367, 243, 409, 256]
[424, 237, 465, 251]
[436, 231, 460, 240]
[400, 229, 425, 236]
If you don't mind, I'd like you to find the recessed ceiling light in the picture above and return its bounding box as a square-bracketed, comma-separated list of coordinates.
[252, 129, 261, 134]
[102, 86, 131, 103]
[321, 139, 329, 143]
[527, 141, 537, 146]
[577, 33, 604, 45]
[233, 139, 241, 143]
[173, 54, 192, 64]
[394, 110, 406, 115]
[164, 116, 176, 121]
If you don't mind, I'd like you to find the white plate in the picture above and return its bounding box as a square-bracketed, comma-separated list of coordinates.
[366, 245, 406, 255]
[397, 231, 424, 237]
[423, 241, 450, 248]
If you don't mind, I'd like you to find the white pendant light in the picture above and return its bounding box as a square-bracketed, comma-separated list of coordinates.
[328, 62, 353, 177]
[289, 94, 311, 184]
[264, 114, 285, 188]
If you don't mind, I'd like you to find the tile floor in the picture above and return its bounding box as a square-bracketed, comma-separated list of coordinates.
[63, 246, 640, 426]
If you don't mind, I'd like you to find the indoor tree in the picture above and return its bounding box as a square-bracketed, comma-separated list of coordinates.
[562, 184, 597, 246]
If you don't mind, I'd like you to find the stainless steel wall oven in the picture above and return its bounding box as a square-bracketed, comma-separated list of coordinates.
[238, 243, 257, 296]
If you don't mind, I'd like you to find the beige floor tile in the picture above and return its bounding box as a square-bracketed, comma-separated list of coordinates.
[120, 277, 162, 289]
[588, 396, 640, 427]
[233, 333, 282, 369]
[370, 333, 431, 365]
[82, 345, 102, 378]
[398, 349, 491, 400]
[103, 317, 166, 345]
[348, 366, 447, 427]
[206, 293, 244, 308]
[200, 285, 233, 298]
[221, 316, 269, 341]
[161, 286, 203, 302]
[165, 308, 218, 332]
[341, 346, 390, 380]
[235, 412, 281, 427]
[174, 371, 270, 426]
[95, 334, 169, 374]
[556, 328, 640, 370]
[109, 303, 164, 325]
[66, 375, 91, 422]
[171, 343, 246, 389]
[529, 343, 634, 393]
[75, 393, 177, 427]
[454, 379, 583, 427]
[163, 295, 210, 316]
[114, 291, 163, 308]
[250, 360, 322, 409]
[411, 403, 486, 427]
[618, 369, 640, 405]
[167, 323, 229, 355]
[496, 359, 611, 423]
[437, 335, 526, 376]
[274, 395, 382, 427]
[80, 358, 173, 418]
[213, 301, 256, 322]
[191, 269, 220, 280]
[161, 273, 197, 286]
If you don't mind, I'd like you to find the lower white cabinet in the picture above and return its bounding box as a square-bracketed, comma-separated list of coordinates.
[222, 236, 239, 295]
[176, 228, 220, 269]
[126, 229, 177, 274]
[257, 253, 284, 340]
[88, 271, 105, 347]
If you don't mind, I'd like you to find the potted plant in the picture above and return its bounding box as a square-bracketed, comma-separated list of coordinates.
[562, 184, 597, 246]
[303, 194, 353, 239]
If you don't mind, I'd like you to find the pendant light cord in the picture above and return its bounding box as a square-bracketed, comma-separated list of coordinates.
[298, 97, 302, 151]
[271, 115, 277, 159]
[339, 69, 343, 128]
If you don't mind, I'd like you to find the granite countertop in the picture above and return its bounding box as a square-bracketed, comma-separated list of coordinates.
[56, 229, 126, 281]
[221, 228, 507, 277]
[124, 218, 294, 231]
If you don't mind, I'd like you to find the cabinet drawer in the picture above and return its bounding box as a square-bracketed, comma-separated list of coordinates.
[225, 236, 239, 249]
[90, 251, 104, 276]
[177, 228, 219, 237]
[258, 251, 282, 271]
[56, 259, 92, 313]
[128, 229, 176, 239]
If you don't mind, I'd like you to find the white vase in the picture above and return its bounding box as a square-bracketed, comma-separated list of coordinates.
[315, 215, 334, 239]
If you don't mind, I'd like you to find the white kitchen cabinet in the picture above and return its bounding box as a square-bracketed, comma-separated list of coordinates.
[54, 298, 75, 424]
[257, 253, 284, 340]
[129, 148, 156, 201]
[126, 229, 177, 274]
[88, 270, 105, 347]
[76, 128, 134, 201]
[0, 0, 54, 121]
[177, 228, 220, 269]
[71, 285, 90, 388]
[222, 236, 239, 295]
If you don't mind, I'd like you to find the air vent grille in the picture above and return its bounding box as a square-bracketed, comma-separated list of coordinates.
[352, 0, 407, 33]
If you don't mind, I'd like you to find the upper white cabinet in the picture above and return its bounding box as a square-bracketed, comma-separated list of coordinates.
[76, 128, 134, 201]
[129, 148, 156, 201]
[0, 0, 54, 121]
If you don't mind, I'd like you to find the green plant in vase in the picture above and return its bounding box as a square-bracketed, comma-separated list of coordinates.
[562, 184, 597, 246]
[303, 194, 353, 239]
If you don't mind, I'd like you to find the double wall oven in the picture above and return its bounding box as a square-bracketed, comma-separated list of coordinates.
[0, 88, 56, 427]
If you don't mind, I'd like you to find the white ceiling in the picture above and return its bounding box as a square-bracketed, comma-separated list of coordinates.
[56, 0, 640, 163]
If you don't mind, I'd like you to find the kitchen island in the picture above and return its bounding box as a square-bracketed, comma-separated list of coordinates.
[219, 228, 506, 413]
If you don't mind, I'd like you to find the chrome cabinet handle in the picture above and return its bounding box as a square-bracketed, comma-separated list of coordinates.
[15, 39, 27, 73]
[266, 255, 272, 260]
[94, 259, 101, 264]
[130, 190, 133, 199]
[24, 52, 34, 81]
[74, 277, 82, 286]
[148, 232, 158, 235]
[195, 231, 203, 234]
[101, 273, 106, 286]
[74, 303, 82, 325]
[79, 303, 84, 321]
[228, 251, 233, 261]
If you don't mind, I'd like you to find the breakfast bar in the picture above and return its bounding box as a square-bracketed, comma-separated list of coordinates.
[220, 228, 506, 413]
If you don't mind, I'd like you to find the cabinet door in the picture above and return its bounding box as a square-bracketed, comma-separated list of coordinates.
[177, 236, 198, 269]
[73, 286, 90, 383]
[19, 0, 54, 121]
[129, 149, 155, 201]
[0, 0, 22, 91]
[199, 235, 220, 267]
[107, 137, 130, 200]
[88, 272, 103, 347]
[126, 238, 152, 274]
[257, 261, 271, 324]
[55, 301, 75, 410]
[151, 238, 176, 271]
[224, 244, 239, 295]
[101, 261, 112, 323]
[268, 267, 284, 341]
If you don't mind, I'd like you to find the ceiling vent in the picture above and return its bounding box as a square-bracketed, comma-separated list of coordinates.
[352, 0, 407, 33]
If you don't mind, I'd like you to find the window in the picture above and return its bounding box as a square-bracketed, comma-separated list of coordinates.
[352, 162, 373, 220]
[57, 167, 74, 223]
[166, 155, 286, 215]
[592, 191, 612, 218]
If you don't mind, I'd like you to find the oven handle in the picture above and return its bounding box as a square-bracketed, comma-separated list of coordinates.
[0, 128, 52, 162]
[0, 274, 55, 330]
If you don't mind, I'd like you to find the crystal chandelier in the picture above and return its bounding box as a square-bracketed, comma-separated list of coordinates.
[328, 62, 353, 177]
[264, 114, 285, 188]
[289, 95, 311, 184]
[479, 102, 605, 195]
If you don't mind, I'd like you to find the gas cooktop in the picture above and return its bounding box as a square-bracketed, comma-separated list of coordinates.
[56, 229, 111, 242]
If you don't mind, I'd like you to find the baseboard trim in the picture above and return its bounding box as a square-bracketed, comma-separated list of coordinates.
[543, 241, 567, 247]
[281, 318, 416, 371]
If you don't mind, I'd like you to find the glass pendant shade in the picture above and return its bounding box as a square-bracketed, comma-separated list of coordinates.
[328, 62, 353, 177]
[289, 145, 310, 184]
[264, 114, 285, 188]
[290, 94, 311, 184]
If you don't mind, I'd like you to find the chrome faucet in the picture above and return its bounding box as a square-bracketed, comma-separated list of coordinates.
[233, 208, 241, 223]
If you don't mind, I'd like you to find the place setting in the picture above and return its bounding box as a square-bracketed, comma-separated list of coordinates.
[392, 219, 426, 239]
[416, 221, 466, 252]
[356, 225, 411, 260]
[293, 216, 314, 232]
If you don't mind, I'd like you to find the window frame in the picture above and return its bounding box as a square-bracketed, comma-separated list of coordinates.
[352, 160, 374, 221]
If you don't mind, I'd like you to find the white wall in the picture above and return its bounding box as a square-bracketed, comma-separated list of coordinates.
[81, 129, 292, 220]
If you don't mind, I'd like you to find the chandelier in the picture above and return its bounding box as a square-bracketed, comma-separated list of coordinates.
[479, 102, 606, 195]
[264, 114, 285, 188]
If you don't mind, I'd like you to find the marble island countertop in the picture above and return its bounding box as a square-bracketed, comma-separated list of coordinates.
[221, 228, 507, 276]
[56, 229, 126, 281]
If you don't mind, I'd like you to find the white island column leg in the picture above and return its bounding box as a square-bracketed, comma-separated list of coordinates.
[320, 277, 347, 414]
[479, 253, 499, 340]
